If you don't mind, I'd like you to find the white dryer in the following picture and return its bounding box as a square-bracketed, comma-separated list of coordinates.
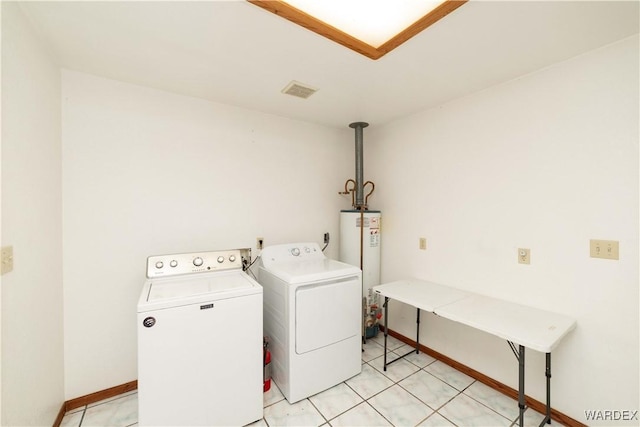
[137, 249, 263, 426]
[258, 243, 361, 403]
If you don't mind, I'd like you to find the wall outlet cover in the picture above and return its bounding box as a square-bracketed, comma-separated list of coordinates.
[419, 237, 427, 250]
[1, 246, 14, 275]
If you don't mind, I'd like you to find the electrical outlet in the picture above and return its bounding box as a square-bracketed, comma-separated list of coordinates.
[1, 246, 14, 275]
[419, 237, 427, 250]
[256, 237, 264, 250]
[518, 248, 530, 265]
[590, 239, 619, 260]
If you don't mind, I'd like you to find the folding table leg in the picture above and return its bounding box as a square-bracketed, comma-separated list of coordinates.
[415, 308, 420, 354]
[544, 353, 551, 425]
[383, 297, 389, 371]
[383, 302, 421, 370]
[518, 345, 525, 427]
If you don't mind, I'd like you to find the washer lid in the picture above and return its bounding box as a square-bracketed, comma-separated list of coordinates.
[263, 258, 360, 284]
[138, 270, 261, 312]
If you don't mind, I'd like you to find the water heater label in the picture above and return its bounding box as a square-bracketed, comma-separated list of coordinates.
[370, 217, 380, 229]
[370, 229, 380, 247]
[355, 217, 381, 229]
[356, 217, 369, 227]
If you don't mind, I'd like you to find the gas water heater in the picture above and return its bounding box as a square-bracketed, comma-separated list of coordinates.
[339, 209, 381, 297]
[338, 122, 381, 323]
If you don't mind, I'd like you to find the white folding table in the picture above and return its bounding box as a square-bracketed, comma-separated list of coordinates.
[373, 279, 576, 427]
[372, 279, 471, 369]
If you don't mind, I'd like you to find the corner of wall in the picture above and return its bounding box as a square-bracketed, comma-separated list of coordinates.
[1, 2, 64, 425]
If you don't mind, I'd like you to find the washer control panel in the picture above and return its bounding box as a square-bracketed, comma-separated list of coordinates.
[146, 249, 243, 278]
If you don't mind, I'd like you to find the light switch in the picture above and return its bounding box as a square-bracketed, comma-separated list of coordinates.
[590, 239, 619, 260]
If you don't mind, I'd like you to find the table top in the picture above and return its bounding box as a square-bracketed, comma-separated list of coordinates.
[373, 279, 471, 312]
[373, 278, 576, 353]
[436, 294, 577, 353]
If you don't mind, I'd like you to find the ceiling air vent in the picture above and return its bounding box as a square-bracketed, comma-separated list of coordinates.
[281, 81, 318, 99]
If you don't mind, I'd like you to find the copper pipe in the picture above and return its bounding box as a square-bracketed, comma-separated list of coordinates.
[339, 179, 358, 208]
[363, 181, 375, 209]
[359, 207, 365, 340]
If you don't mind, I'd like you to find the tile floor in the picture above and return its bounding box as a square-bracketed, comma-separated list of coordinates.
[61, 335, 564, 427]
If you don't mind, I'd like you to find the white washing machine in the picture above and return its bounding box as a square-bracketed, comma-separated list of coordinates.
[137, 249, 263, 426]
[258, 242, 361, 403]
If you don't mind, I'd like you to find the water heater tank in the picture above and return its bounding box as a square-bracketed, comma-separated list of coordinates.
[339, 210, 381, 298]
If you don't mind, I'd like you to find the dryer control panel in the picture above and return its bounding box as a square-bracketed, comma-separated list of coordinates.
[261, 242, 323, 265]
[146, 249, 244, 278]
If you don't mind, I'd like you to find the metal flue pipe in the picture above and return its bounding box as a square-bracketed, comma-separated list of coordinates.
[349, 122, 369, 209]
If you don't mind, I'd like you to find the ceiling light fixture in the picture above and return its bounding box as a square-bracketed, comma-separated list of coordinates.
[248, 0, 467, 60]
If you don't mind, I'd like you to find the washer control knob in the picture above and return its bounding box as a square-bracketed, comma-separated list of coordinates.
[155, 261, 164, 269]
[193, 257, 204, 267]
[291, 247, 300, 256]
[169, 260, 178, 268]
[229, 255, 236, 262]
[217, 256, 225, 263]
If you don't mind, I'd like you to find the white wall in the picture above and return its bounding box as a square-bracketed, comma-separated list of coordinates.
[0, 5, 3, 421]
[1, 2, 65, 425]
[61, 70, 354, 398]
[368, 36, 639, 425]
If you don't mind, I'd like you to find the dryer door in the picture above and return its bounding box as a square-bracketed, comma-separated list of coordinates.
[295, 275, 361, 354]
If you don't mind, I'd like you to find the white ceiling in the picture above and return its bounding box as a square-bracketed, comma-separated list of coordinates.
[20, 1, 639, 129]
